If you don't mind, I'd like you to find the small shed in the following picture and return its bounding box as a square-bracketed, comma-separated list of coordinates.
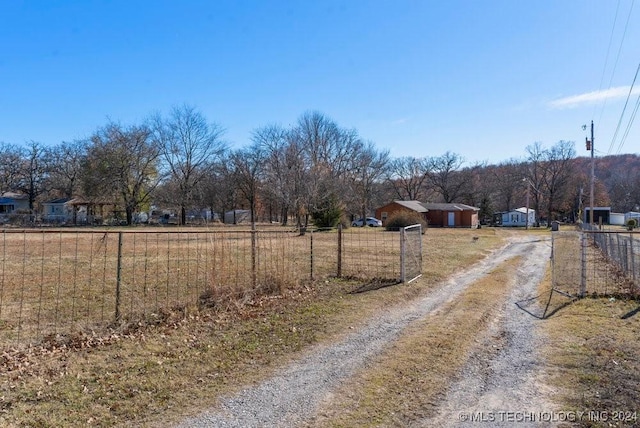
[584, 207, 611, 225]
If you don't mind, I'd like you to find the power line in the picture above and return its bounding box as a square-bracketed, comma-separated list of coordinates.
[609, 60, 640, 154]
[616, 84, 640, 153]
[594, 0, 621, 125]
[605, 0, 636, 154]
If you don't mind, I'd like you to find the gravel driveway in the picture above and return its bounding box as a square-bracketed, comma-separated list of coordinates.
[177, 236, 552, 428]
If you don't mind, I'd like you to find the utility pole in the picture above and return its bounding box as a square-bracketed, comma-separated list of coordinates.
[589, 120, 594, 225]
[523, 178, 530, 230]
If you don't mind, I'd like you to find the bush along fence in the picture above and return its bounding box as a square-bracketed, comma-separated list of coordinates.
[551, 227, 639, 298]
[0, 226, 417, 350]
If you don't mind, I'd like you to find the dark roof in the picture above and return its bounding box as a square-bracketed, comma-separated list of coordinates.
[43, 198, 72, 204]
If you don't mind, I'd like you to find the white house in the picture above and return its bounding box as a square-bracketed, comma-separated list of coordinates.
[496, 207, 535, 227]
[41, 197, 88, 224]
[42, 198, 73, 223]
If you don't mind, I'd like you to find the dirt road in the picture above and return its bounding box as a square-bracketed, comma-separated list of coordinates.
[178, 235, 553, 427]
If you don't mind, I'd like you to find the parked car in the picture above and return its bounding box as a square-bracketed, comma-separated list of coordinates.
[352, 217, 383, 227]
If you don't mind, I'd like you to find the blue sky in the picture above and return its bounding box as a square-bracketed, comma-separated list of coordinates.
[1, 0, 639, 165]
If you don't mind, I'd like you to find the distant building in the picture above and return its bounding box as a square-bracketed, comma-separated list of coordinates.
[584, 207, 611, 225]
[493, 207, 536, 227]
[224, 209, 250, 224]
[374, 200, 480, 228]
[0, 192, 29, 215]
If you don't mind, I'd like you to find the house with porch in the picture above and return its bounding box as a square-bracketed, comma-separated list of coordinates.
[41, 197, 92, 224]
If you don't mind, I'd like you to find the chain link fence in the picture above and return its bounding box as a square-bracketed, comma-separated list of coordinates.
[0, 226, 413, 350]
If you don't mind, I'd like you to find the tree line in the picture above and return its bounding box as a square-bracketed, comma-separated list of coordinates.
[1, 105, 638, 226]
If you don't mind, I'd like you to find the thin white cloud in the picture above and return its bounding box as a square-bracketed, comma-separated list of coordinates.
[390, 117, 410, 125]
[549, 86, 640, 109]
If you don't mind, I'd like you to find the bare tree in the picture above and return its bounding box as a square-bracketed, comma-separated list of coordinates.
[45, 140, 87, 199]
[491, 159, 527, 212]
[0, 143, 24, 194]
[541, 140, 576, 223]
[197, 155, 239, 222]
[386, 156, 431, 200]
[350, 142, 390, 222]
[83, 122, 161, 225]
[459, 162, 493, 219]
[252, 124, 299, 225]
[153, 105, 226, 225]
[231, 145, 266, 226]
[15, 141, 48, 211]
[426, 152, 467, 203]
[525, 142, 546, 225]
[293, 111, 362, 225]
[296, 111, 357, 177]
[609, 169, 640, 212]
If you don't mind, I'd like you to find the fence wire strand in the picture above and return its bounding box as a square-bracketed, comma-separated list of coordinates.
[0, 227, 417, 350]
[552, 229, 640, 298]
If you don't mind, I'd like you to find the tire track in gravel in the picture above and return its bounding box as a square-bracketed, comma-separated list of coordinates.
[426, 236, 556, 427]
[177, 236, 550, 428]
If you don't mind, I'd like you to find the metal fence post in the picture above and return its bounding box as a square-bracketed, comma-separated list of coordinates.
[310, 230, 314, 280]
[631, 232, 637, 283]
[400, 226, 406, 283]
[337, 224, 342, 278]
[251, 227, 257, 289]
[580, 231, 587, 297]
[115, 231, 123, 322]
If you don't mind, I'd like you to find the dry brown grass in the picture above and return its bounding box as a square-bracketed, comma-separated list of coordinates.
[538, 269, 640, 427]
[0, 226, 501, 349]
[0, 226, 507, 427]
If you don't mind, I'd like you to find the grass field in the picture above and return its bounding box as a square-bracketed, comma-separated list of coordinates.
[0, 226, 503, 426]
[3, 226, 637, 427]
[0, 226, 414, 349]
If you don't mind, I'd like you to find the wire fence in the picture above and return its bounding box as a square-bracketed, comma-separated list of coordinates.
[0, 226, 409, 350]
[400, 224, 423, 283]
[551, 228, 640, 298]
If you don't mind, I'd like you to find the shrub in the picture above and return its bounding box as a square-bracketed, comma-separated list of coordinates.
[311, 194, 343, 228]
[384, 210, 427, 231]
[627, 218, 638, 230]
